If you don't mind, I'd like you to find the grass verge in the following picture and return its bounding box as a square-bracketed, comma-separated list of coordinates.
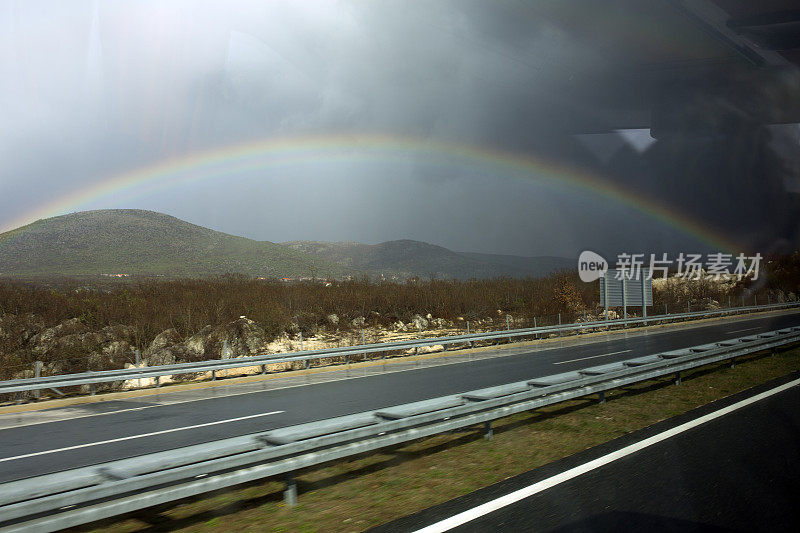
[75, 345, 800, 533]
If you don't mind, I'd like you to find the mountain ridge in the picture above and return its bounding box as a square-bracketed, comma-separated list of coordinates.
[283, 239, 572, 279]
[0, 209, 571, 279]
[0, 209, 347, 278]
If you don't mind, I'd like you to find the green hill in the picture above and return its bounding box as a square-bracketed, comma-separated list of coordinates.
[283, 240, 572, 279]
[0, 210, 348, 278]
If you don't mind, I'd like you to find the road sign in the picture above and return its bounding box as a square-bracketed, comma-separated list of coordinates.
[600, 270, 653, 307]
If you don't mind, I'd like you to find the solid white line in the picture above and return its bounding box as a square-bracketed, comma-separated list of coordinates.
[728, 327, 760, 334]
[0, 410, 284, 464]
[413, 378, 800, 533]
[0, 403, 172, 430]
[553, 350, 631, 365]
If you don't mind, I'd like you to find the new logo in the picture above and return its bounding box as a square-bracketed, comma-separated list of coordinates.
[578, 250, 608, 282]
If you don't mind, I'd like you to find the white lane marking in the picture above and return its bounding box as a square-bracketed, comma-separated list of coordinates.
[728, 327, 760, 334]
[0, 403, 170, 430]
[0, 411, 284, 464]
[553, 350, 631, 365]
[413, 378, 800, 533]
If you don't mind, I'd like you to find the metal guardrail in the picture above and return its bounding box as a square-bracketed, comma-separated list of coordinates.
[1, 302, 798, 397]
[1, 325, 799, 531]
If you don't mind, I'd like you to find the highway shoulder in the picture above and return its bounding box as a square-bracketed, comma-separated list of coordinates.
[371, 370, 800, 532]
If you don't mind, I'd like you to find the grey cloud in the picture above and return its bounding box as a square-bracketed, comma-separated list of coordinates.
[1, 1, 797, 257]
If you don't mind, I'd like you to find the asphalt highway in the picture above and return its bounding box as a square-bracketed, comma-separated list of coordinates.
[0, 312, 798, 483]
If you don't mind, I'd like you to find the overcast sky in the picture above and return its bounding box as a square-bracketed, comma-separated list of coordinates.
[1, 0, 798, 258]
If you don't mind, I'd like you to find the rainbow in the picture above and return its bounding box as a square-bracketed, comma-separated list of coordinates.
[1, 133, 743, 252]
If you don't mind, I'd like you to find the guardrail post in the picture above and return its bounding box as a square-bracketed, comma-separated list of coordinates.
[506, 315, 511, 343]
[664, 303, 668, 316]
[558, 313, 562, 337]
[90, 383, 95, 396]
[284, 472, 298, 507]
[135, 349, 141, 389]
[155, 375, 160, 388]
[483, 421, 493, 440]
[211, 370, 216, 380]
[467, 321, 474, 348]
[261, 364, 267, 375]
[33, 361, 41, 399]
[730, 357, 736, 369]
[771, 348, 777, 357]
[674, 371, 681, 385]
[622, 277, 627, 326]
[223, 340, 228, 379]
[754, 295, 757, 306]
[362, 329, 366, 360]
[533, 317, 538, 339]
[642, 274, 648, 325]
[598, 391, 606, 404]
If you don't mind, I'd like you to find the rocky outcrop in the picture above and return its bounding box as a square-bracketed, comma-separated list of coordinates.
[29, 318, 88, 354]
[430, 317, 449, 328]
[185, 325, 213, 357]
[212, 317, 267, 357]
[141, 318, 268, 368]
[39, 324, 136, 359]
[0, 317, 140, 378]
[411, 314, 428, 330]
[148, 328, 181, 353]
[141, 328, 183, 366]
[600, 309, 619, 320]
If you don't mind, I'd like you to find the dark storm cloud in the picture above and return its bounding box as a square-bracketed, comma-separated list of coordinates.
[1, 0, 797, 256]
